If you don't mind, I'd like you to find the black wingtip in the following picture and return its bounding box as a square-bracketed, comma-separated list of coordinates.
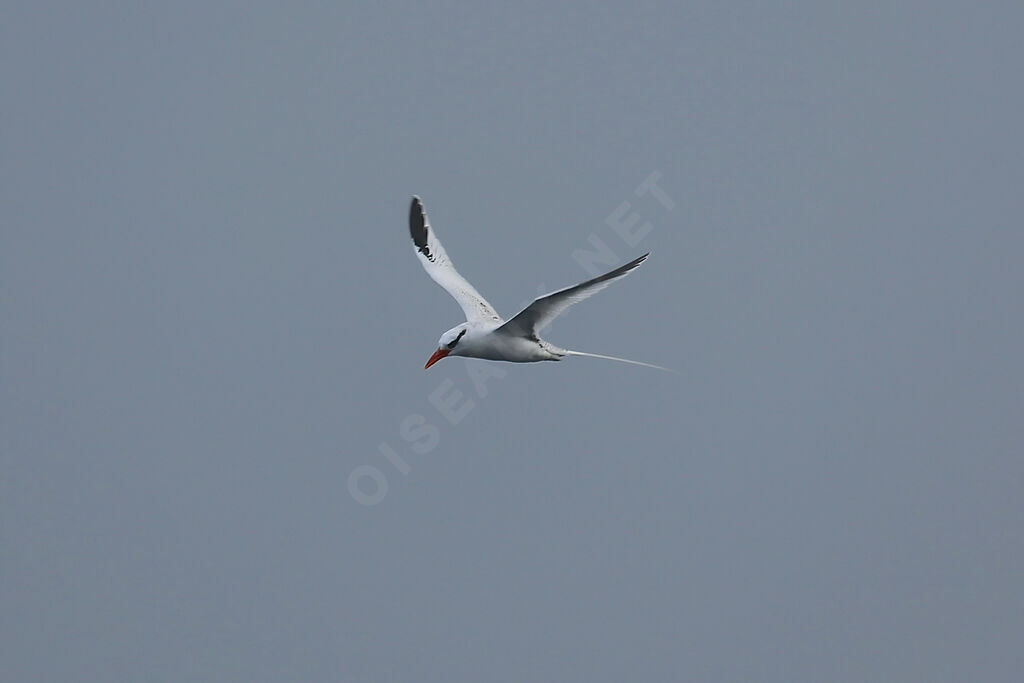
[628, 252, 650, 268]
[409, 196, 432, 259]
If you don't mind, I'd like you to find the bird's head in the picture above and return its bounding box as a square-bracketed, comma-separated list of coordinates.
[424, 323, 470, 369]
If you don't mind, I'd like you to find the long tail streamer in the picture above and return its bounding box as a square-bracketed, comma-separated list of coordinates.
[564, 350, 675, 373]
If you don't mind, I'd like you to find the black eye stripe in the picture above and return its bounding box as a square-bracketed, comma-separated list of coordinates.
[448, 329, 467, 348]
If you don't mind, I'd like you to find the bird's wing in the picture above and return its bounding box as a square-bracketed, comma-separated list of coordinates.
[497, 253, 649, 337]
[408, 196, 502, 324]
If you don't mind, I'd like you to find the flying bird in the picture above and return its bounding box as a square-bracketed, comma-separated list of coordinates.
[408, 196, 670, 372]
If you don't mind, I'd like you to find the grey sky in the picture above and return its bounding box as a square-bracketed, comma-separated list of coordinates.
[3, 2, 1023, 681]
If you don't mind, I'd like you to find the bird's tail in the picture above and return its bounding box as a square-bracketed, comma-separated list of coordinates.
[562, 349, 674, 373]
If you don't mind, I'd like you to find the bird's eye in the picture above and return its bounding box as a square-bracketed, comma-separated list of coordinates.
[448, 329, 467, 349]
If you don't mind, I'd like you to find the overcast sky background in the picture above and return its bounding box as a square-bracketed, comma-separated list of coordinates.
[3, 2, 1023, 681]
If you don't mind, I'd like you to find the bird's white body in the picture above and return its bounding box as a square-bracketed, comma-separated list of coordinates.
[444, 322, 564, 363]
[408, 196, 669, 372]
